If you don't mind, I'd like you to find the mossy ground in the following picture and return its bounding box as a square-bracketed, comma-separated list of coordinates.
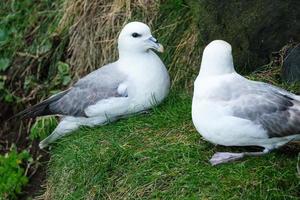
[44, 92, 300, 200]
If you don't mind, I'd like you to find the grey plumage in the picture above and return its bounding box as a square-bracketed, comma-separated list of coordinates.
[226, 79, 300, 138]
[192, 39, 300, 165]
[10, 90, 70, 120]
[13, 63, 127, 119]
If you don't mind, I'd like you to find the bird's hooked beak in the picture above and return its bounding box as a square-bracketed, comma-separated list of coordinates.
[147, 36, 164, 53]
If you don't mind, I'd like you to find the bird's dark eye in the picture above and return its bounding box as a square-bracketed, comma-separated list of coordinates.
[132, 33, 141, 38]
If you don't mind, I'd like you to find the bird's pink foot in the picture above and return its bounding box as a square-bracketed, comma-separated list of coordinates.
[209, 152, 245, 166]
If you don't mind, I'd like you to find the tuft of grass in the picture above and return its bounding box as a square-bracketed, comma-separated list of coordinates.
[30, 116, 58, 141]
[248, 66, 300, 94]
[154, 0, 201, 89]
[1, 0, 69, 108]
[43, 92, 299, 200]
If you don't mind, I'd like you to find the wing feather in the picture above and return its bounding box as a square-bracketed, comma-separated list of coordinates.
[49, 63, 127, 117]
[229, 80, 300, 138]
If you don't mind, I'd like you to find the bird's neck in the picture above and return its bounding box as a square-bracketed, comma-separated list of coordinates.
[118, 49, 156, 63]
[199, 55, 235, 77]
[118, 49, 152, 60]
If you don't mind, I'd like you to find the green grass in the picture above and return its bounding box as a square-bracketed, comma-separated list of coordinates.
[45, 92, 299, 200]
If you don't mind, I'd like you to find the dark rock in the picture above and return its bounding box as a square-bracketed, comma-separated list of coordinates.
[282, 44, 300, 83]
[189, 0, 300, 73]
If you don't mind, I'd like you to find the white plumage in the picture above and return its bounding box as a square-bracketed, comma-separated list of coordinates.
[192, 40, 300, 165]
[15, 22, 170, 148]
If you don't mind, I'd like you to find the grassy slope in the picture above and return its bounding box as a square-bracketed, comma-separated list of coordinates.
[45, 92, 299, 200]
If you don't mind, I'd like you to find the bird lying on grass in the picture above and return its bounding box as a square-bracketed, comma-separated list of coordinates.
[13, 22, 170, 149]
[192, 40, 300, 166]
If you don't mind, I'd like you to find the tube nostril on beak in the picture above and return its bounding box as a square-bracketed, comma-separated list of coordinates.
[148, 36, 164, 53]
[149, 37, 158, 43]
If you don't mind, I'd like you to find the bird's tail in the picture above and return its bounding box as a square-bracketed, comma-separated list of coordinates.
[9, 90, 69, 121]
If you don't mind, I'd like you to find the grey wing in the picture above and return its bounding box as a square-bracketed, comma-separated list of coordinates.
[49, 63, 127, 117]
[230, 81, 300, 138]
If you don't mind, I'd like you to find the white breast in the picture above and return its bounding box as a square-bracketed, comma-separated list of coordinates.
[118, 51, 170, 111]
[192, 74, 268, 147]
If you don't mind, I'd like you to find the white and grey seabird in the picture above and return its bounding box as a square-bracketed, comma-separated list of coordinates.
[14, 22, 170, 148]
[192, 40, 300, 165]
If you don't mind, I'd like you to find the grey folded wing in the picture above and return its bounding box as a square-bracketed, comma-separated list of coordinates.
[230, 81, 300, 138]
[49, 63, 127, 117]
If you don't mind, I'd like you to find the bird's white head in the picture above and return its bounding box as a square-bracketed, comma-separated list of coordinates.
[118, 22, 164, 56]
[199, 40, 235, 76]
